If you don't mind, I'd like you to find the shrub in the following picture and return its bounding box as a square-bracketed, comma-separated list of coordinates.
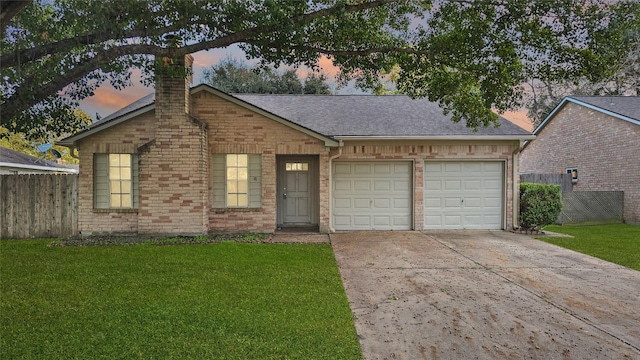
[519, 182, 562, 232]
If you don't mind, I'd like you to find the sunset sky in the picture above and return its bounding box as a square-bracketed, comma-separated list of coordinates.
[78, 46, 534, 132]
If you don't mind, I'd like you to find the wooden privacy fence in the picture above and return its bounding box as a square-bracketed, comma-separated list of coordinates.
[520, 173, 573, 192]
[1, 174, 78, 239]
[520, 173, 624, 225]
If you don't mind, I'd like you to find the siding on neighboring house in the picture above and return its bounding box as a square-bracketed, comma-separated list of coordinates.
[520, 101, 640, 223]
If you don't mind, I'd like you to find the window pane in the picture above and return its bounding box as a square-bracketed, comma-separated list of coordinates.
[237, 181, 248, 193]
[111, 194, 121, 208]
[110, 167, 121, 180]
[238, 168, 247, 180]
[121, 195, 131, 208]
[227, 154, 237, 167]
[227, 181, 237, 193]
[237, 194, 248, 207]
[227, 194, 237, 207]
[227, 168, 238, 180]
[302, 163, 308, 171]
[111, 181, 121, 194]
[121, 181, 131, 194]
[109, 154, 120, 166]
[120, 154, 131, 167]
[286, 163, 292, 171]
[237, 154, 248, 167]
[121, 167, 131, 180]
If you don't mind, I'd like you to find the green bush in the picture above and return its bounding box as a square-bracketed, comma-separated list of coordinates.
[519, 182, 562, 231]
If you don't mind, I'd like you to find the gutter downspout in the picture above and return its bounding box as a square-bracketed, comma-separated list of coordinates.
[69, 145, 80, 159]
[328, 141, 343, 233]
[511, 139, 526, 229]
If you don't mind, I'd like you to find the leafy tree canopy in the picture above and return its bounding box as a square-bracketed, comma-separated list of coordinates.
[525, 28, 640, 126]
[203, 57, 332, 94]
[1, 0, 638, 138]
[0, 108, 91, 164]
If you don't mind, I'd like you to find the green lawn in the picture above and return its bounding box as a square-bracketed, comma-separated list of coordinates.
[540, 224, 640, 271]
[0, 240, 362, 359]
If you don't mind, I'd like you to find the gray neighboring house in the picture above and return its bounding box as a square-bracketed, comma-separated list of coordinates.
[520, 96, 640, 224]
[0, 147, 78, 174]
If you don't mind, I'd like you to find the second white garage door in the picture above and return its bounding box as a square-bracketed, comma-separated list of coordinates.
[333, 162, 412, 230]
[424, 161, 503, 229]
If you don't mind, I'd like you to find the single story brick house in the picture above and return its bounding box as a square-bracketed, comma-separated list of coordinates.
[520, 96, 640, 224]
[58, 55, 534, 235]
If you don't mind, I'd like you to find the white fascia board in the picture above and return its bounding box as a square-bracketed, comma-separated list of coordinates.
[0, 162, 78, 173]
[57, 105, 155, 146]
[333, 135, 536, 141]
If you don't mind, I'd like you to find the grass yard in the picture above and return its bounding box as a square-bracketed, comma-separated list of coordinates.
[0, 240, 362, 359]
[540, 224, 640, 271]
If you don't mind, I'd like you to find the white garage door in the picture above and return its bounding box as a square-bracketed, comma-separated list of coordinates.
[333, 162, 412, 230]
[424, 161, 503, 229]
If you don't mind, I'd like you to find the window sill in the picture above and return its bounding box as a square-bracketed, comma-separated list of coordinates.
[93, 208, 138, 213]
[211, 208, 262, 214]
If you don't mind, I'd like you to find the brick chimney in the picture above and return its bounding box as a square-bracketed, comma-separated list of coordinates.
[137, 54, 209, 235]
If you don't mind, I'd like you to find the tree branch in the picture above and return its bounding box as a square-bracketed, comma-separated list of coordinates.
[2, 0, 405, 121]
[1, 24, 182, 68]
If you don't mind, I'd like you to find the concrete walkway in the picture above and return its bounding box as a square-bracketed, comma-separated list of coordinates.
[330, 231, 640, 360]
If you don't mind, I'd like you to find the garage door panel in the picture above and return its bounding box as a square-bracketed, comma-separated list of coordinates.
[425, 161, 503, 230]
[374, 216, 391, 227]
[335, 198, 352, 209]
[425, 180, 442, 191]
[335, 180, 351, 191]
[393, 198, 410, 208]
[333, 161, 412, 230]
[374, 180, 390, 191]
[354, 198, 370, 208]
[374, 198, 390, 208]
[424, 198, 441, 208]
[445, 197, 462, 208]
[374, 164, 391, 174]
[445, 180, 462, 190]
[354, 216, 371, 226]
[334, 163, 352, 174]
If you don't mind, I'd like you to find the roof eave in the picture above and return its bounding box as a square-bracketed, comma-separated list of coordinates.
[0, 162, 78, 173]
[57, 104, 156, 147]
[333, 135, 536, 141]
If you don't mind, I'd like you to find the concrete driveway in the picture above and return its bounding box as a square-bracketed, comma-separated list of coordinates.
[330, 231, 640, 360]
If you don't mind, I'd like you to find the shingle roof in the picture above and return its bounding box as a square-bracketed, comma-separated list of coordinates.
[63, 85, 533, 145]
[94, 92, 155, 126]
[569, 96, 640, 122]
[234, 94, 531, 137]
[0, 147, 77, 172]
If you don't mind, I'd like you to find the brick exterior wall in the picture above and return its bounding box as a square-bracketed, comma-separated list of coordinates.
[333, 141, 519, 230]
[191, 91, 329, 233]
[76, 112, 156, 234]
[520, 102, 640, 223]
[137, 55, 209, 235]
[74, 72, 521, 234]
